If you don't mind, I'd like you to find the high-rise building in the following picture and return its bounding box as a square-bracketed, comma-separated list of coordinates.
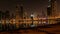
[47, 0, 57, 17]
[15, 4, 24, 19]
[15, 4, 20, 19]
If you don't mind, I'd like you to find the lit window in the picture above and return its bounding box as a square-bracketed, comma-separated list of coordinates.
[39, 22, 41, 24]
[13, 19, 15, 24]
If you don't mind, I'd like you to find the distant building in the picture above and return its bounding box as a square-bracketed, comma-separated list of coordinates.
[15, 4, 24, 19]
[20, 5, 24, 19]
[15, 4, 20, 19]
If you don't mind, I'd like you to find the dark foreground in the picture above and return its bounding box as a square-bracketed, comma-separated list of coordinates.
[0, 24, 60, 34]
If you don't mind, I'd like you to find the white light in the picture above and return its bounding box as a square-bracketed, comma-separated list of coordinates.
[43, 22, 46, 23]
[48, 5, 51, 7]
[31, 14, 34, 17]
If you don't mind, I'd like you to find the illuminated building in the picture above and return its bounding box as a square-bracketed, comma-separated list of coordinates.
[47, 0, 57, 24]
[47, 0, 57, 17]
[0, 0, 58, 30]
[15, 4, 20, 19]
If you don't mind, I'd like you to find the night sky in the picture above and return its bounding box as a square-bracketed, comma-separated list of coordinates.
[0, 0, 60, 17]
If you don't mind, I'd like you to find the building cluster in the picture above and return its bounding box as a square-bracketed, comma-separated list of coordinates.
[0, 0, 58, 28]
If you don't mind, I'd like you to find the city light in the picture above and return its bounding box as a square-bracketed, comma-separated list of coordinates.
[0, 0, 59, 33]
[30, 14, 34, 17]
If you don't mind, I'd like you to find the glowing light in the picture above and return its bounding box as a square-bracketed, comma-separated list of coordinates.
[31, 14, 34, 17]
[39, 22, 41, 24]
[48, 5, 51, 7]
[6, 20, 9, 23]
[13, 19, 15, 24]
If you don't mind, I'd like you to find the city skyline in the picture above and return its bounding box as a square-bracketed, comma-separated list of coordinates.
[0, 0, 60, 34]
[0, 0, 60, 16]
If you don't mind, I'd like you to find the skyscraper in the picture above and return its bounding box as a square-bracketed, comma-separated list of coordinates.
[15, 5, 24, 19]
[47, 0, 57, 17]
[15, 4, 20, 19]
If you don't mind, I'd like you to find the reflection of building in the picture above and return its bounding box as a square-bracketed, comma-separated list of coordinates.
[47, 0, 57, 17]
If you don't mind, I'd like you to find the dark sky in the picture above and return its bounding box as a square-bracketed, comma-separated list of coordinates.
[0, 0, 60, 17]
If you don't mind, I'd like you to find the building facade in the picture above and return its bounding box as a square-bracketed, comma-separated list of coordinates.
[47, 0, 57, 17]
